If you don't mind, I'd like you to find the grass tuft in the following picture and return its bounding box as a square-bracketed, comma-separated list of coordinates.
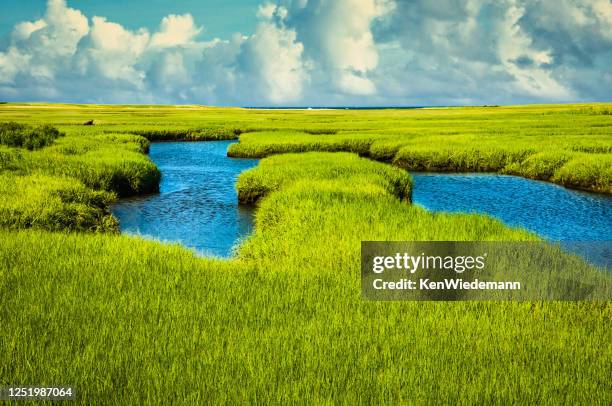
[130, 127, 242, 141]
[0, 121, 64, 150]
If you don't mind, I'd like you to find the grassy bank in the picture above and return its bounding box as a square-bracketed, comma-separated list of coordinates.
[236, 152, 412, 204]
[0, 103, 611, 403]
[226, 106, 612, 193]
[0, 124, 159, 231]
[1, 103, 610, 194]
[4, 230, 610, 404]
[2, 150, 610, 402]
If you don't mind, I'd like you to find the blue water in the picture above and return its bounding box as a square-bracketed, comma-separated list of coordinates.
[112, 142, 611, 264]
[111, 141, 257, 257]
[411, 173, 612, 266]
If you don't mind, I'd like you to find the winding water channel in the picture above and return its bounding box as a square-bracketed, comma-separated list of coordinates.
[112, 142, 611, 264]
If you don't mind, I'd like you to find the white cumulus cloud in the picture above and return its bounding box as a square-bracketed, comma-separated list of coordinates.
[0, 0, 609, 105]
[280, 0, 393, 96]
[85, 17, 150, 85]
[240, 19, 307, 103]
[150, 14, 203, 48]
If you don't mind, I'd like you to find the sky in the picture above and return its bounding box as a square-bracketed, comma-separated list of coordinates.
[0, 0, 610, 106]
[0, 0, 260, 41]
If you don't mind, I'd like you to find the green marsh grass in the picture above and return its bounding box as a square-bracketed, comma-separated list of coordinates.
[0, 173, 117, 232]
[0, 130, 159, 196]
[1, 151, 610, 402]
[224, 105, 612, 193]
[128, 126, 243, 141]
[0, 103, 611, 403]
[0, 125, 159, 231]
[230, 131, 612, 193]
[0, 121, 63, 150]
[236, 152, 412, 203]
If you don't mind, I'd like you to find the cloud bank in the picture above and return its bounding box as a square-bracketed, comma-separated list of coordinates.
[0, 0, 610, 105]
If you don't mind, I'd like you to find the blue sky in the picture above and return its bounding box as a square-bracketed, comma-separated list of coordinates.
[0, 0, 610, 106]
[1, 0, 260, 40]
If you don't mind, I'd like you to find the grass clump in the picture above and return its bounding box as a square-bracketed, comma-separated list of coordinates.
[552, 154, 612, 193]
[0, 173, 117, 232]
[43, 148, 161, 197]
[0, 128, 158, 233]
[0, 146, 24, 171]
[393, 145, 535, 172]
[236, 152, 412, 203]
[1, 134, 160, 197]
[504, 150, 575, 180]
[0, 121, 63, 150]
[237, 152, 538, 269]
[302, 128, 338, 135]
[130, 127, 242, 141]
[44, 133, 160, 196]
[228, 131, 375, 158]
